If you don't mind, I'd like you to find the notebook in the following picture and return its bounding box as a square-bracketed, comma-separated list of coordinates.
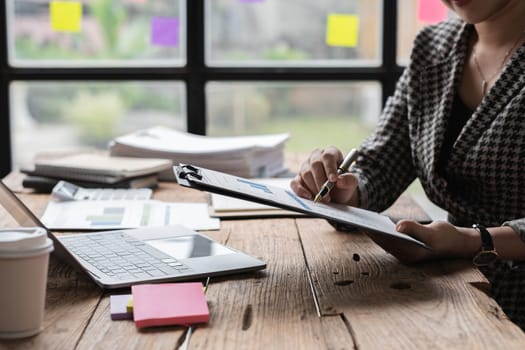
[0, 180, 266, 289]
[32, 153, 173, 184]
[21, 173, 159, 192]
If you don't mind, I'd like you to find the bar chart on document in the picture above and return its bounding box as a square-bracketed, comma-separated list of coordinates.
[187, 167, 424, 246]
[230, 177, 397, 233]
[86, 206, 126, 226]
[41, 200, 220, 231]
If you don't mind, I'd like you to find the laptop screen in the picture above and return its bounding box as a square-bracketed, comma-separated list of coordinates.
[0, 181, 46, 229]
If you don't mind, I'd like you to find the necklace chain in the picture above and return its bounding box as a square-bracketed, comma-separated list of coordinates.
[472, 29, 525, 96]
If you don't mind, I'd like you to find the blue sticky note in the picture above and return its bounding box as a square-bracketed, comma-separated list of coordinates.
[110, 294, 133, 320]
[151, 16, 179, 47]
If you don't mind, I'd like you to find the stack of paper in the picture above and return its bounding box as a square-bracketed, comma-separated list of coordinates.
[109, 126, 290, 178]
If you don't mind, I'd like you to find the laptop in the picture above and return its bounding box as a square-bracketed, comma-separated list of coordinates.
[0, 180, 266, 289]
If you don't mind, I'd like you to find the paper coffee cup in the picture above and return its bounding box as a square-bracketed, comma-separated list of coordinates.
[0, 227, 53, 339]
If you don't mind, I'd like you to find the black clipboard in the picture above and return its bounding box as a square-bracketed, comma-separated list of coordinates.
[174, 164, 430, 249]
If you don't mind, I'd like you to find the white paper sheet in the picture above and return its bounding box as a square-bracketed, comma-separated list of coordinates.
[41, 200, 220, 231]
[175, 165, 429, 249]
[210, 178, 293, 212]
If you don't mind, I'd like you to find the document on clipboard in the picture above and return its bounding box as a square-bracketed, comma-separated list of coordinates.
[208, 177, 305, 218]
[173, 164, 429, 249]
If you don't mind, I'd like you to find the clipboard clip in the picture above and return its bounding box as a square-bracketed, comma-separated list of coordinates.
[176, 164, 203, 180]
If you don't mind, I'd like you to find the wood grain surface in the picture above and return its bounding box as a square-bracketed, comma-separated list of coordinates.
[0, 172, 524, 350]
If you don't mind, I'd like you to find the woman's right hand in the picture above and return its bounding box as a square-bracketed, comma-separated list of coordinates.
[290, 147, 360, 206]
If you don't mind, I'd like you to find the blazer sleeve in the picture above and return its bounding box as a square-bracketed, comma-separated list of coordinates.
[503, 220, 525, 244]
[350, 66, 417, 212]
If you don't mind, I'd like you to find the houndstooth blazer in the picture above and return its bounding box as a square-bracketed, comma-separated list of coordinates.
[350, 18, 525, 328]
[352, 18, 525, 230]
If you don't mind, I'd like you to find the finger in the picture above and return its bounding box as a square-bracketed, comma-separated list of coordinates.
[301, 148, 337, 194]
[331, 173, 358, 204]
[396, 220, 433, 245]
[297, 147, 344, 199]
[334, 173, 358, 190]
[299, 159, 322, 196]
[307, 148, 333, 190]
[320, 147, 343, 182]
[290, 175, 313, 200]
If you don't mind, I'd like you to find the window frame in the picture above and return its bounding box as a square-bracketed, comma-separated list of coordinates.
[0, 0, 403, 177]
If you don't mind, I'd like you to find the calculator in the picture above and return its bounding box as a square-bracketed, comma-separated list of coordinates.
[51, 180, 152, 201]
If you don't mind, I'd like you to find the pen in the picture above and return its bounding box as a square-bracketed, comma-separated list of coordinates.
[313, 148, 359, 203]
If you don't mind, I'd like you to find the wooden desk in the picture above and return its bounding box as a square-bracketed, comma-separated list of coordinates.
[1, 173, 524, 350]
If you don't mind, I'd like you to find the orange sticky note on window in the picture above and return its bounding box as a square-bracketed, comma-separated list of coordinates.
[50, 1, 82, 32]
[417, 0, 448, 24]
[326, 14, 359, 48]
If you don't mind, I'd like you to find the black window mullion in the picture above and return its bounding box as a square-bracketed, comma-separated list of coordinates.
[381, 0, 403, 106]
[205, 67, 389, 81]
[0, 2, 11, 178]
[186, 0, 206, 135]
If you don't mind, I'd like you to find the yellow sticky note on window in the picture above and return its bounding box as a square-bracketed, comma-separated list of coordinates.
[326, 14, 359, 48]
[50, 1, 82, 32]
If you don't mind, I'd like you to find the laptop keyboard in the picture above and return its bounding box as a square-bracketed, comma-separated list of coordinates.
[59, 232, 192, 281]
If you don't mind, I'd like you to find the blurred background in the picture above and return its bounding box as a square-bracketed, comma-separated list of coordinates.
[3, 0, 453, 173]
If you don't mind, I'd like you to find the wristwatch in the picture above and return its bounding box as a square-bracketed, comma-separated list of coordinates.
[472, 224, 498, 266]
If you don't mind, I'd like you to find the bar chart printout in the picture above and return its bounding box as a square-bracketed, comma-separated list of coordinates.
[86, 207, 125, 226]
[40, 200, 219, 231]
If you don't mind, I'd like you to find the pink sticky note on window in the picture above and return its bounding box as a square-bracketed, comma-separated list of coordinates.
[417, 0, 448, 24]
[151, 16, 179, 47]
[131, 283, 209, 329]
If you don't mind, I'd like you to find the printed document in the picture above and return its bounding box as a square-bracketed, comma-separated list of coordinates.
[174, 164, 429, 249]
[41, 200, 220, 231]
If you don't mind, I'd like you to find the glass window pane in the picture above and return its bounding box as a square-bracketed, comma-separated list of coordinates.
[10, 81, 186, 168]
[206, 0, 382, 67]
[7, 0, 186, 67]
[206, 82, 381, 153]
[397, 0, 455, 65]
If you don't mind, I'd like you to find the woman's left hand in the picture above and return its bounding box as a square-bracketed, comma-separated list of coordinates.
[367, 220, 481, 264]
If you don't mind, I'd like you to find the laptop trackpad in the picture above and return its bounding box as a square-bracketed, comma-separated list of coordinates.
[145, 235, 234, 260]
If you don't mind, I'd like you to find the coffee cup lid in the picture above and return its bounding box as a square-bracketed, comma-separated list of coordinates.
[0, 227, 53, 257]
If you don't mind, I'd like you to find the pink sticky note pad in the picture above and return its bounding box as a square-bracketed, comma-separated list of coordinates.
[110, 294, 133, 320]
[151, 16, 179, 47]
[131, 283, 209, 329]
[417, 0, 448, 24]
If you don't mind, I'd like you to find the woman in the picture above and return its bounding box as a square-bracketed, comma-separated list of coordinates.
[291, 0, 525, 329]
